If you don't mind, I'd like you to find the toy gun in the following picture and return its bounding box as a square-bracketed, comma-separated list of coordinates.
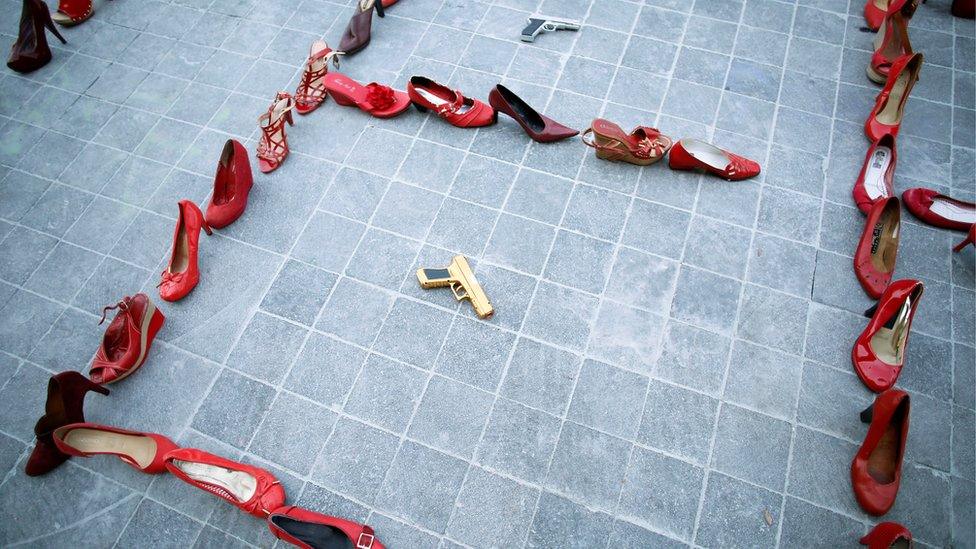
[520, 16, 580, 43]
[417, 255, 494, 319]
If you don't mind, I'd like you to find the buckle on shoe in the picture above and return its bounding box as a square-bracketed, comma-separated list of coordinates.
[357, 532, 374, 549]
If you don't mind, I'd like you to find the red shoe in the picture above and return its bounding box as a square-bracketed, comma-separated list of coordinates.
[206, 139, 253, 229]
[257, 91, 295, 173]
[861, 522, 913, 548]
[25, 372, 109, 477]
[952, 0, 975, 17]
[52, 423, 178, 474]
[324, 73, 411, 118]
[159, 200, 212, 302]
[164, 449, 285, 518]
[868, 10, 913, 84]
[90, 293, 165, 385]
[864, 0, 918, 31]
[851, 389, 910, 516]
[52, 0, 103, 26]
[954, 224, 976, 252]
[268, 506, 386, 549]
[489, 84, 579, 143]
[852, 279, 923, 393]
[855, 197, 900, 299]
[667, 138, 761, 181]
[853, 134, 897, 214]
[295, 41, 342, 115]
[866, 53, 922, 141]
[582, 118, 672, 165]
[407, 76, 496, 128]
[902, 187, 976, 231]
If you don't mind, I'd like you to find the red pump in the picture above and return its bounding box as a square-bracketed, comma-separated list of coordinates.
[53, 423, 179, 474]
[164, 449, 285, 518]
[851, 390, 910, 516]
[159, 200, 212, 302]
[854, 197, 900, 299]
[860, 522, 913, 548]
[852, 279, 923, 393]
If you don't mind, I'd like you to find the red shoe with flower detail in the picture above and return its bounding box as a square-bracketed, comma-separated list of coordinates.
[324, 73, 411, 118]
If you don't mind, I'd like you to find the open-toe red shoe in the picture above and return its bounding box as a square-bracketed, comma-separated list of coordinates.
[90, 293, 165, 385]
[324, 73, 410, 118]
[295, 41, 342, 115]
[407, 76, 496, 127]
[164, 449, 285, 518]
[268, 506, 385, 549]
[257, 92, 295, 173]
[864, 0, 918, 31]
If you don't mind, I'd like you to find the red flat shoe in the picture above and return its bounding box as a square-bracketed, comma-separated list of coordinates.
[954, 224, 976, 252]
[206, 139, 253, 229]
[488, 84, 579, 143]
[268, 506, 386, 549]
[861, 522, 913, 548]
[324, 73, 411, 118]
[25, 372, 109, 477]
[90, 293, 165, 385]
[866, 53, 922, 141]
[864, 0, 918, 31]
[854, 197, 900, 299]
[257, 91, 295, 174]
[407, 76, 496, 128]
[853, 134, 897, 214]
[159, 200, 212, 303]
[868, 10, 913, 84]
[668, 138, 760, 181]
[53, 423, 178, 474]
[852, 279, 923, 393]
[851, 389, 910, 516]
[295, 41, 342, 115]
[902, 188, 976, 231]
[52, 0, 102, 26]
[164, 448, 285, 518]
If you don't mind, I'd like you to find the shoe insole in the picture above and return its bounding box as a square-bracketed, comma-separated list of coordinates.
[64, 429, 157, 469]
[930, 198, 976, 224]
[169, 219, 189, 274]
[864, 146, 892, 200]
[682, 139, 730, 171]
[172, 460, 257, 503]
[866, 401, 906, 484]
[416, 88, 473, 114]
[870, 205, 899, 273]
[876, 67, 913, 125]
[869, 296, 913, 365]
[271, 516, 353, 549]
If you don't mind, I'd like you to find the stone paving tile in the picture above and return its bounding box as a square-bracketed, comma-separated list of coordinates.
[0, 0, 973, 546]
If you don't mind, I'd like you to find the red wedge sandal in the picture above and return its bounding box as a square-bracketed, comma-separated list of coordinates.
[324, 73, 410, 118]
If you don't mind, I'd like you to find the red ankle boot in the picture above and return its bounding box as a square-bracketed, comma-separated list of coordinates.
[25, 372, 109, 476]
[158, 200, 211, 302]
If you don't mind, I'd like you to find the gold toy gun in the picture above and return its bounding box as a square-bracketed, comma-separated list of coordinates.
[416, 255, 494, 319]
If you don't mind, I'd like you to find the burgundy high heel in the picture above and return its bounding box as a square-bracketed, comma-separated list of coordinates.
[7, 0, 67, 74]
[25, 372, 109, 477]
[488, 84, 578, 143]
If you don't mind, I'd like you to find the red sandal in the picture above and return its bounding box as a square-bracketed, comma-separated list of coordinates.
[295, 41, 342, 115]
[257, 91, 295, 173]
[90, 293, 165, 385]
[864, 0, 918, 31]
[582, 118, 672, 165]
[407, 76, 496, 128]
[324, 73, 410, 118]
[860, 522, 912, 548]
[52, 0, 106, 26]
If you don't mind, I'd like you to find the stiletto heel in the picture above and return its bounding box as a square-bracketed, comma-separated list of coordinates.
[158, 200, 211, 302]
[7, 0, 67, 73]
[26, 372, 109, 476]
[860, 403, 874, 424]
[851, 389, 910, 515]
[42, 10, 67, 44]
[375, 0, 385, 17]
[902, 188, 976, 231]
[953, 224, 975, 252]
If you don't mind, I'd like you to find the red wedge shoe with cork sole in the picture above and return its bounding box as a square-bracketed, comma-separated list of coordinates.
[90, 293, 165, 385]
[582, 118, 671, 165]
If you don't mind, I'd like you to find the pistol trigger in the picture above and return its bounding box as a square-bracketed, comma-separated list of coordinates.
[450, 282, 469, 302]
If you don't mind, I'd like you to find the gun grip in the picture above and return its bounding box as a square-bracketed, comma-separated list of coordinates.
[417, 268, 453, 288]
[521, 18, 545, 41]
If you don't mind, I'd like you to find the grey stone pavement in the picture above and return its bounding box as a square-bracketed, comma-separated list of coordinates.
[0, 0, 973, 546]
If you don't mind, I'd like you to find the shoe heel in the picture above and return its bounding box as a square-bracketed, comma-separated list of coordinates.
[953, 234, 974, 252]
[330, 92, 356, 107]
[42, 8, 67, 44]
[413, 103, 428, 113]
[375, 0, 385, 17]
[147, 306, 166, 341]
[859, 403, 875, 424]
[285, 109, 294, 126]
[863, 303, 879, 318]
[201, 219, 213, 236]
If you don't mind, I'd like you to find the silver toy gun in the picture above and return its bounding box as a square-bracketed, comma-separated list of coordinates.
[520, 16, 580, 42]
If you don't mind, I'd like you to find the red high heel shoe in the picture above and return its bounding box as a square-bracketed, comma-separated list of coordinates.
[324, 73, 411, 118]
[954, 224, 976, 252]
[851, 389, 910, 516]
[865, 53, 922, 141]
[164, 449, 285, 518]
[407, 76, 496, 128]
[158, 200, 212, 302]
[206, 139, 253, 229]
[489, 84, 579, 143]
[864, 0, 918, 31]
[902, 188, 976, 231]
[861, 522, 913, 548]
[668, 138, 761, 180]
[257, 92, 295, 173]
[7, 0, 67, 74]
[25, 372, 109, 477]
[853, 134, 897, 214]
[90, 293, 165, 385]
[52, 0, 108, 26]
[852, 279, 923, 393]
[52, 423, 178, 474]
[855, 197, 900, 299]
[582, 119, 672, 165]
[868, 10, 913, 84]
[268, 506, 386, 549]
[295, 41, 342, 115]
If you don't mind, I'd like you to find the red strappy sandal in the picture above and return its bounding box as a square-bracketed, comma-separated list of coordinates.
[257, 91, 295, 173]
[323, 73, 410, 118]
[295, 41, 342, 115]
[581, 118, 672, 166]
[90, 293, 165, 385]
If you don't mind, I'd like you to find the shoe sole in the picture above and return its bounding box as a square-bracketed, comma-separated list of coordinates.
[866, 65, 887, 85]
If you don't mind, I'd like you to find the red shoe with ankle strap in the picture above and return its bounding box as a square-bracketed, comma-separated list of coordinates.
[864, 0, 918, 31]
[853, 134, 897, 214]
[52, 423, 178, 474]
[861, 522, 913, 548]
[866, 53, 922, 141]
[852, 279, 923, 393]
[324, 73, 410, 118]
[257, 91, 295, 173]
[159, 200, 212, 302]
[851, 389, 910, 516]
[164, 449, 285, 518]
[268, 506, 386, 549]
[854, 197, 900, 299]
[668, 139, 760, 181]
[868, 10, 913, 84]
[206, 139, 253, 229]
[52, 0, 106, 26]
[902, 187, 976, 231]
[407, 76, 496, 128]
[954, 224, 976, 252]
[90, 293, 165, 385]
[295, 41, 342, 115]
